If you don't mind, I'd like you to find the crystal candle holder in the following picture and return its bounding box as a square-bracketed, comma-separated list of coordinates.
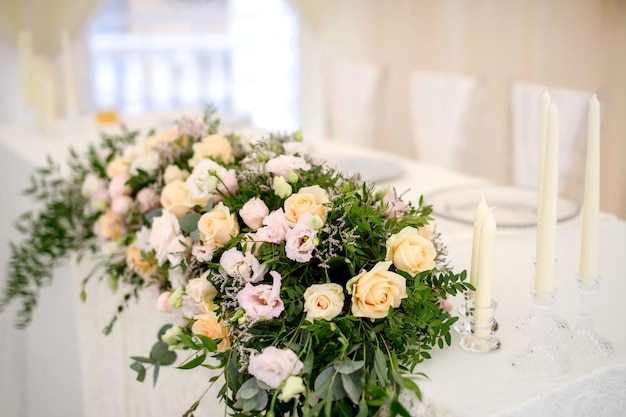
[566, 275, 613, 360]
[511, 289, 571, 376]
[454, 290, 472, 334]
[460, 300, 501, 353]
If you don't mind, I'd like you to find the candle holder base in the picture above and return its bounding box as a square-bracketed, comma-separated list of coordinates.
[459, 300, 501, 353]
[511, 288, 571, 376]
[455, 297, 499, 335]
[566, 275, 613, 360]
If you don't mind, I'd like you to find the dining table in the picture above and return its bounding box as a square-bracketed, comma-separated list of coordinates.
[0, 112, 624, 417]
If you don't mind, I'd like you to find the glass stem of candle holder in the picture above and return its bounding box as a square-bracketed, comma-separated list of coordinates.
[454, 290, 471, 334]
[511, 289, 571, 376]
[460, 299, 501, 353]
[566, 275, 613, 360]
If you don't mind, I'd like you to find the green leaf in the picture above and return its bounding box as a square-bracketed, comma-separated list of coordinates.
[130, 361, 146, 382]
[335, 358, 364, 375]
[130, 356, 153, 364]
[157, 324, 173, 339]
[150, 341, 177, 366]
[373, 349, 388, 386]
[179, 212, 202, 233]
[177, 352, 206, 370]
[236, 377, 261, 400]
[153, 362, 160, 387]
[145, 208, 163, 223]
[340, 372, 361, 404]
[195, 334, 218, 352]
[178, 334, 202, 350]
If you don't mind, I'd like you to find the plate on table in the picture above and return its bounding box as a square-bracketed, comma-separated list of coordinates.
[316, 155, 405, 183]
[425, 184, 580, 228]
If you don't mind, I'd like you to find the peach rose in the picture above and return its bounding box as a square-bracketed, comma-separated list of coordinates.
[303, 283, 344, 321]
[160, 180, 191, 218]
[143, 127, 180, 154]
[346, 261, 407, 319]
[385, 226, 436, 274]
[239, 197, 269, 230]
[197, 202, 239, 247]
[163, 165, 189, 184]
[185, 276, 218, 304]
[283, 185, 329, 226]
[96, 210, 125, 241]
[190, 134, 234, 166]
[106, 156, 132, 178]
[191, 312, 230, 352]
[126, 243, 158, 281]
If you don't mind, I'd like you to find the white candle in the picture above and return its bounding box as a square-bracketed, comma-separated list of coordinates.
[535, 104, 559, 295]
[61, 30, 77, 117]
[470, 197, 489, 290]
[474, 211, 496, 329]
[579, 95, 600, 281]
[537, 89, 551, 212]
[17, 29, 33, 107]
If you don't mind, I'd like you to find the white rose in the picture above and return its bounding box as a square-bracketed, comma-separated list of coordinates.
[130, 153, 160, 176]
[149, 210, 181, 266]
[186, 159, 229, 200]
[303, 283, 344, 321]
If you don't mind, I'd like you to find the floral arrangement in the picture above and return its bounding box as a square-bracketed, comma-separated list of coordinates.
[1, 108, 469, 417]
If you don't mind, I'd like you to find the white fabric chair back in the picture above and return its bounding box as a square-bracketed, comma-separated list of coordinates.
[408, 71, 480, 170]
[325, 60, 383, 146]
[511, 82, 593, 199]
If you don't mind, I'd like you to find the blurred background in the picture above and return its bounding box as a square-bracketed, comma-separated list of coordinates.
[0, 0, 624, 220]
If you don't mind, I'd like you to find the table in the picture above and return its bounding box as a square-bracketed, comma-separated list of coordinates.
[1, 115, 625, 417]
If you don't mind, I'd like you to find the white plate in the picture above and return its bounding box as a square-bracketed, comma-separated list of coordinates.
[315, 155, 405, 183]
[425, 184, 580, 228]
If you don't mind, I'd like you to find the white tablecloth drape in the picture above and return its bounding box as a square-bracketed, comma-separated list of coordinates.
[1, 115, 625, 417]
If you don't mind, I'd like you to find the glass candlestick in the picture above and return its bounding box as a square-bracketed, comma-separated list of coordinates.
[460, 300, 501, 353]
[511, 289, 571, 376]
[454, 290, 472, 334]
[567, 275, 613, 360]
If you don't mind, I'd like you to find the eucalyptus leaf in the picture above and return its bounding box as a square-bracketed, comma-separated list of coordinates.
[340, 372, 361, 404]
[236, 377, 261, 400]
[145, 208, 163, 223]
[179, 212, 202, 233]
[335, 358, 364, 375]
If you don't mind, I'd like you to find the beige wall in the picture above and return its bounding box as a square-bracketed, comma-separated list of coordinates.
[295, 0, 626, 219]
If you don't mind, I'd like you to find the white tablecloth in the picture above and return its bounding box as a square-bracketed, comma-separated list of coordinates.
[1, 115, 625, 417]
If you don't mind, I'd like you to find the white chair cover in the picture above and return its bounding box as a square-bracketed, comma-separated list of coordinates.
[408, 71, 480, 170]
[510, 81, 594, 199]
[325, 60, 383, 146]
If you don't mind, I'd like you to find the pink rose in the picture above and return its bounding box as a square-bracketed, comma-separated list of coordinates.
[108, 173, 131, 199]
[192, 243, 215, 262]
[248, 346, 304, 389]
[236, 271, 284, 319]
[285, 222, 317, 262]
[239, 197, 270, 230]
[220, 248, 265, 283]
[157, 291, 172, 313]
[170, 295, 205, 327]
[111, 195, 133, 216]
[90, 180, 110, 207]
[265, 155, 311, 179]
[136, 188, 159, 213]
[216, 168, 238, 198]
[256, 209, 289, 244]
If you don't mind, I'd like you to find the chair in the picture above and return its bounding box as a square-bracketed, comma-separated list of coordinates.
[510, 82, 595, 200]
[325, 60, 383, 147]
[408, 70, 482, 171]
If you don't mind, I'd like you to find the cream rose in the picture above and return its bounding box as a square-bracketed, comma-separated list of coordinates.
[185, 275, 218, 304]
[385, 226, 436, 274]
[190, 134, 234, 166]
[346, 261, 407, 319]
[160, 180, 192, 218]
[303, 283, 344, 322]
[143, 127, 180, 154]
[191, 312, 230, 352]
[283, 185, 329, 226]
[197, 202, 239, 247]
[149, 210, 181, 266]
[163, 165, 189, 184]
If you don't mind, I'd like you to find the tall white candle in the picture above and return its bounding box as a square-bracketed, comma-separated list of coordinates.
[474, 210, 496, 329]
[17, 29, 33, 107]
[470, 197, 489, 290]
[579, 95, 600, 281]
[61, 30, 77, 117]
[535, 104, 559, 295]
[537, 89, 551, 213]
